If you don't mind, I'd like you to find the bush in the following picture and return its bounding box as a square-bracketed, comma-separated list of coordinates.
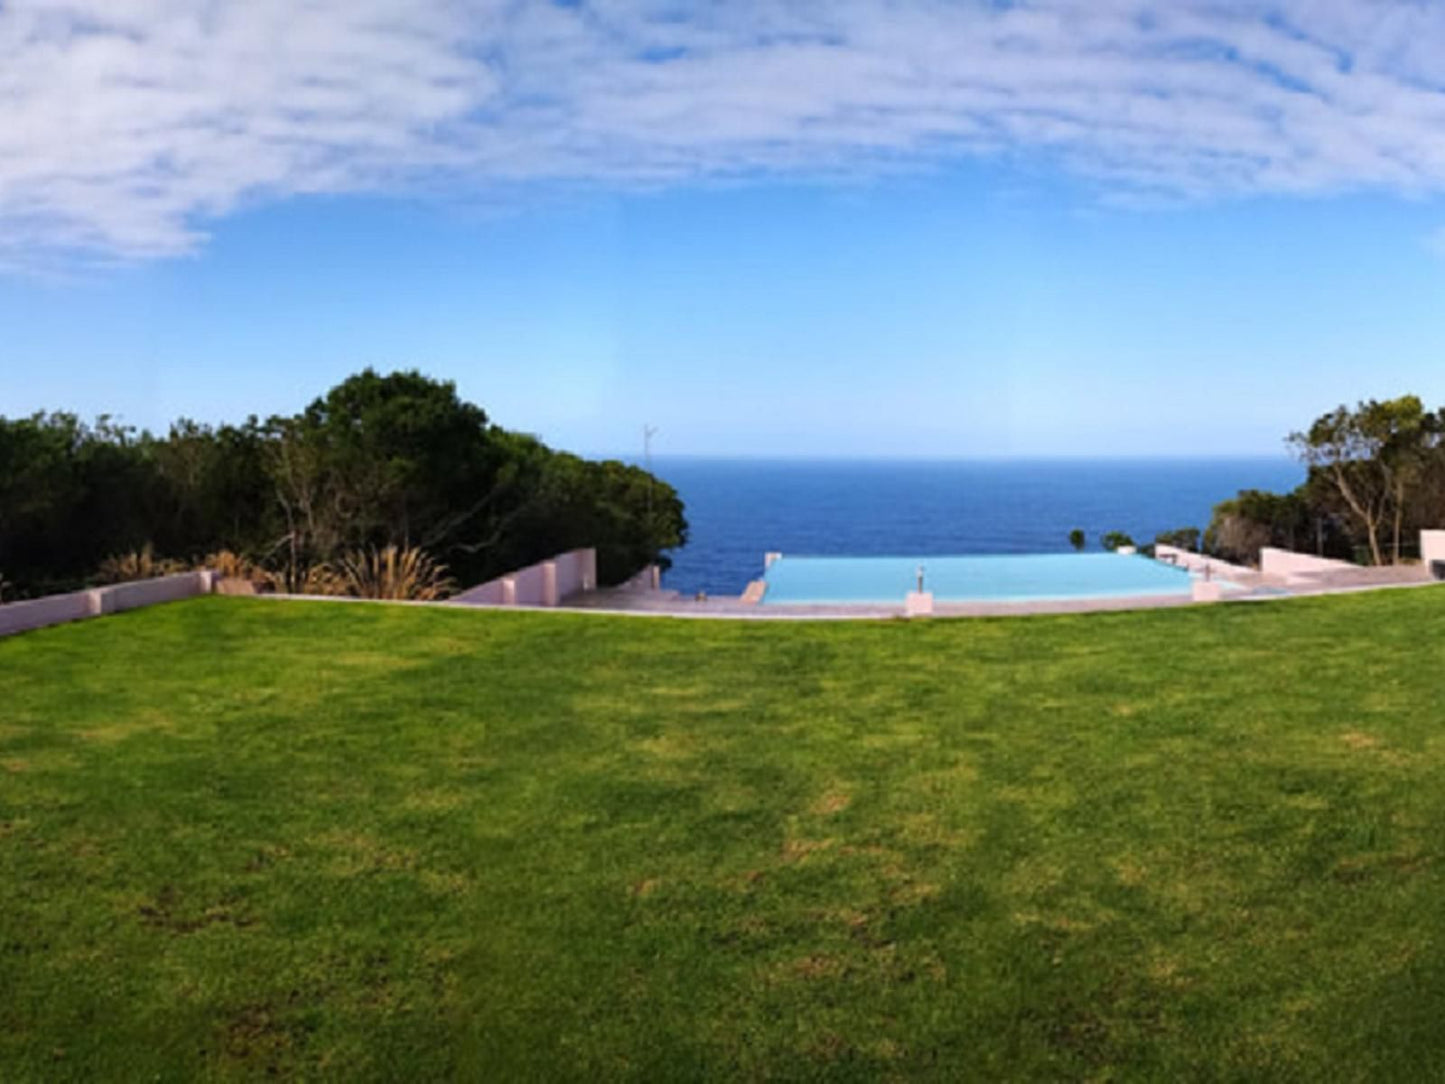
[95, 545, 187, 585]
[332, 545, 455, 601]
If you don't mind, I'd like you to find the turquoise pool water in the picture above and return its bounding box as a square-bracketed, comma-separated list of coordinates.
[761, 553, 1203, 605]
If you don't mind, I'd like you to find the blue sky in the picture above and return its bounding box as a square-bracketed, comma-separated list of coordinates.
[4, 1, 1445, 457]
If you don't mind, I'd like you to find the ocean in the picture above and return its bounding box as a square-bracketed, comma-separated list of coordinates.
[650, 457, 1303, 597]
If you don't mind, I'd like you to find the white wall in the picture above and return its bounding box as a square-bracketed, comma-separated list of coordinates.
[103, 571, 213, 613]
[453, 548, 598, 608]
[0, 571, 215, 639]
[510, 563, 553, 606]
[456, 579, 510, 605]
[552, 548, 597, 600]
[0, 590, 95, 637]
[1258, 547, 1353, 580]
[1422, 530, 1445, 575]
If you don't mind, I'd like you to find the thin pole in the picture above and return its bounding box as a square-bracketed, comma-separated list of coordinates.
[643, 424, 658, 520]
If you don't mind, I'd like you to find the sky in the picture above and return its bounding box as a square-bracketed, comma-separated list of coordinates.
[3, 0, 1445, 458]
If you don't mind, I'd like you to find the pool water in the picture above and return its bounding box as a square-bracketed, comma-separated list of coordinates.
[761, 552, 1204, 605]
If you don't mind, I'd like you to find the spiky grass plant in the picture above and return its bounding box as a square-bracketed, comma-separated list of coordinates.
[333, 545, 455, 601]
[296, 562, 346, 597]
[95, 544, 187, 585]
[198, 550, 264, 581]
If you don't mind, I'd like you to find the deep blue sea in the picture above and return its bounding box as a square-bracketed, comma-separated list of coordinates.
[649, 457, 1303, 596]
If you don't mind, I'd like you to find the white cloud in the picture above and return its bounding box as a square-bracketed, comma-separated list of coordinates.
[6, 0, 1445, 265]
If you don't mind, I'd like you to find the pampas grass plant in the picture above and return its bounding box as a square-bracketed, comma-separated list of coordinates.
[95, 544, 187, 584]
[334, 545, 455, 601]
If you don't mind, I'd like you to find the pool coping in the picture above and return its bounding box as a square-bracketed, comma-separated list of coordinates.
[214, 576, 1443, 622]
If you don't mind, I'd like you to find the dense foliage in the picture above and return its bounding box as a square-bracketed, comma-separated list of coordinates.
[1204, 395, 1445, 566]
[0, 370, 686, 598]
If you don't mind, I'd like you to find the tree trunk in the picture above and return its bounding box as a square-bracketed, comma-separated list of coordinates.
[1331, 463, 1384, 566]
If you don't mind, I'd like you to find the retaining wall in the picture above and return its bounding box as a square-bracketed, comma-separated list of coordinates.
[553, 549, 595, 600]
[0, 571, 216, 639]
[1258, 547, 1354, 582]
[452, 548, 598, 608]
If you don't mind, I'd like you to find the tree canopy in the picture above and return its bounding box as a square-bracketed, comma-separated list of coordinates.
[1209, 394, 1445, 567]
[0, 370, 687, 599]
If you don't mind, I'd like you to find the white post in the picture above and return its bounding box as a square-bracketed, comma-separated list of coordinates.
[904, 591, 934, 617]
[1421, 530, 1445, 577]
[541, 561, 559, 606]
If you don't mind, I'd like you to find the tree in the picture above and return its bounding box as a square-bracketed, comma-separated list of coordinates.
[1289, 396, 1441, 565]
[1100, 531, 1135, 552]
[0, 413, 161, 596]
[0, 368, 689, 597]
[1204, 488, 1314, 565]
[1068, 528, 1085, 551]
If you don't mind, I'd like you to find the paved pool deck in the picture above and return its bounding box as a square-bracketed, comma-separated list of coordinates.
[548, 562, 1435, 619]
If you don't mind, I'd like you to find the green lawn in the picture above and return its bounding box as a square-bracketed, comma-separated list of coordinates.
[4, 592, 1445, 1080]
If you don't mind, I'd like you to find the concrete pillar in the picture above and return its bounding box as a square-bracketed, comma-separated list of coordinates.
[580, 548, 597, 592]
[1422, 530, 1445, 578]
[905, 591, 934, 617]
[541, 561, 559, 606]
[501, 577, 517, 605]
[85, 588, 115, 616]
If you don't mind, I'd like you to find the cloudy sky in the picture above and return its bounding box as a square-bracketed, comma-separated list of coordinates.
[4, 0, 1445, 455]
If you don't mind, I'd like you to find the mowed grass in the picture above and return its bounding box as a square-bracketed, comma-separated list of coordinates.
[4, 593, 1445, 1080]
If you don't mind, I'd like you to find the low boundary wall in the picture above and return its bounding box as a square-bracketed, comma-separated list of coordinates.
[1258, 547, 1354, 582]
[452, 548, 598, 608]
[0, 571, 216, 639]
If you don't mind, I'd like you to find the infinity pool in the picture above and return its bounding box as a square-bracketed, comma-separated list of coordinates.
[761, 552, 1204, 605]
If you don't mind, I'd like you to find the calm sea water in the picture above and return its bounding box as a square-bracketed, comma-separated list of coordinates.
[650, 457, 1303, 596]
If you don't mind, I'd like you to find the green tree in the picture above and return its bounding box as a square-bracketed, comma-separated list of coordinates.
[0, 413, 161, 596]
[1100, 531, 1135, 552]
[1204, 488, 1314, 565]
[1288, 396, 1442, 565]
[0, 369, 688, 597]
[1068, 528, 1086, 551]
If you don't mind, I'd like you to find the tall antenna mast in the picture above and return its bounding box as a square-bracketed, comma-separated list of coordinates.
[643, 424, 658, 475]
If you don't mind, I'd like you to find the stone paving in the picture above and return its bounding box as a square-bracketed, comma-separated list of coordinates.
[542, 561, 1436, 619]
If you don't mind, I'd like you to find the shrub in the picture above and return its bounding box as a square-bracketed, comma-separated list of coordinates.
[333, 545, 455, 601]
[95, 545, 186, 584]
